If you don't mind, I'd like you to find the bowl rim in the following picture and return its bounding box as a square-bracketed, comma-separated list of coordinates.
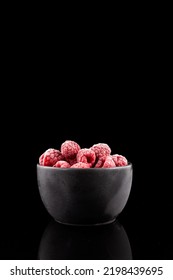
[37, 162, 132, 170]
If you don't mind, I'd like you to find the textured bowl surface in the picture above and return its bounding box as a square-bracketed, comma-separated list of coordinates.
[37, 164, 133, 225]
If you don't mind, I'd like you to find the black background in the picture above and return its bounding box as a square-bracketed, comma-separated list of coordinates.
[1, 90, 172, 260]
[1, 24, 172, 260]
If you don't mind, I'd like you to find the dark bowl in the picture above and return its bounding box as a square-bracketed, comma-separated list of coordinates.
[37, 164, 133, 225]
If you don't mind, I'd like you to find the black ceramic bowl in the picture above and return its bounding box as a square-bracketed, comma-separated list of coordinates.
[37, 164, 133, 225]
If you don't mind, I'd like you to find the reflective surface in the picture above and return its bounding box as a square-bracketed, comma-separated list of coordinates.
[0, 180, 173, 260]
[38, 219, 132, 260]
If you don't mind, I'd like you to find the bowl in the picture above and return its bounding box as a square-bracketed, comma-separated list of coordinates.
[37, 164, 133, 225]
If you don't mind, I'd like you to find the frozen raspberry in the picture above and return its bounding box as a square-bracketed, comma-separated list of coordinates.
[39, 153, 45, 165]
[91, 143, 111, 159]
[77, 148, 96, 167]
[102, 156, 116, 168]
[112, 154, 128, 166]
[94, 156, 106, 168]
[40, 148, 64, 166]
[70, 162, 90, 168]
[61, 140, 80, 160]
[67, 158, 77, 166]
[53, 160, 70, 168]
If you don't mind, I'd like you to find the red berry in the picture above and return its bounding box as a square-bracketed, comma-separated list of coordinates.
[91, 143, 111, 159]
[61, 140, 80, 160]
[112, 154, 128, 166]
[38, 141, 129, 169]
[41, 148, 64, 166]
[70, 162, 90, 168]
[53, 160, 70, 168]
[94, 156, 106, 168]
[67, 158, 77, 166]
[102, 156, 116, 168]
[77, 148, 96, 167]
[39, 153, 45, 165]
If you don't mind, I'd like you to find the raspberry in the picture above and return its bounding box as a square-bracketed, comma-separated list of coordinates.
[38, 141, 129, 169]
[77, 148, 96, 167]
[39, 153, 45, 165]
[102, 156, 116, 168]
[94, 156, 106, 168]
[91, 143, 111, 159]
[41, 148, 64, 166]
[70, 162, 90, 168]
[53, 160, 70, 168]
[67, 158, 77, 166]
[112, 154, 128, 166]
[61, 140, 80, 160]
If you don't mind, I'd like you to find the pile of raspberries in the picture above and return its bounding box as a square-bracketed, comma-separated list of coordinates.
[39, 140, 128, 168]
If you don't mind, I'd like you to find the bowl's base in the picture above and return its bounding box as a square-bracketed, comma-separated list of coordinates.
[54, 217, 116, 226]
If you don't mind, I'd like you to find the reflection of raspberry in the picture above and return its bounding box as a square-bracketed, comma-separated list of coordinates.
[61, 140, 80, 160]
[91, 143, 111, 159]
[77, 148, 96, 167]
[112, 154, 128, 166]
[42, 149, 64, 166]
[39, 153, 45, 165]
[102, 156, 116, 168]
[53, 160, 70, 168]
[70, 162, 90, 168]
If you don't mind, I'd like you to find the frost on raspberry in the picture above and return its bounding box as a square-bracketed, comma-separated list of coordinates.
[67, 158, 77, 166]
[61, 140, 80, 160]
[41, 148, 64, 166]
[91, 143, 111, 159]
[77, 148, 96, 167]
[94, 156, 106, 168]
[102, 156, 116, 168]
[39, 153, 45, 165]
[112, 154, 128, 166]
[53, 160, 70, 168]
[70, 162, 90, 168]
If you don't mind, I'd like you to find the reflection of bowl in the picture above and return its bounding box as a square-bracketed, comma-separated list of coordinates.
[38, 219, 132, 260]
[37, 164, 133, 225]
